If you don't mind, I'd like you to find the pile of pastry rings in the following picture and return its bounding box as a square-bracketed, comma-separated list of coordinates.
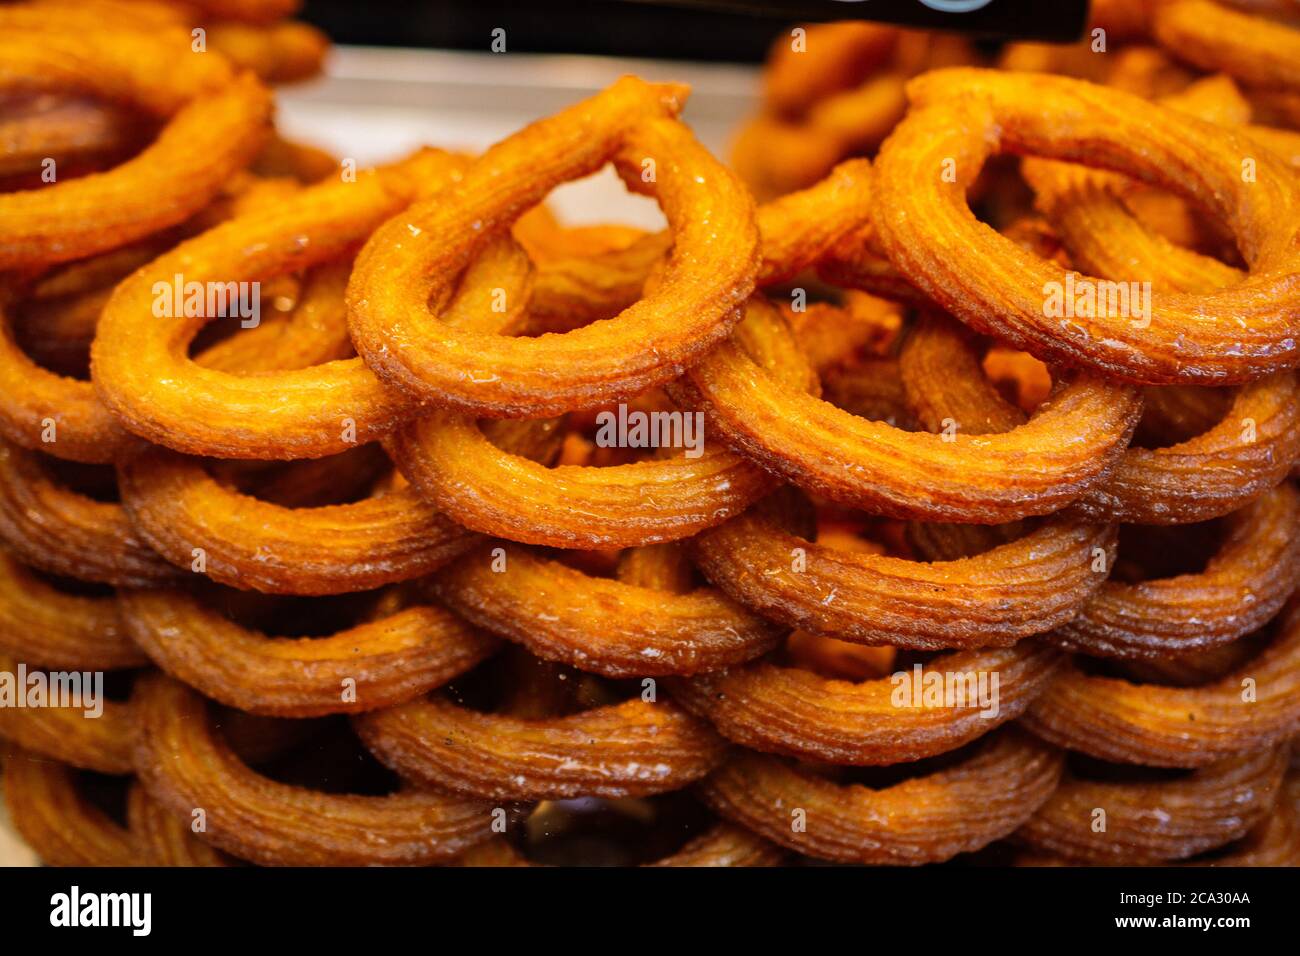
[2, 0, 1299, 867]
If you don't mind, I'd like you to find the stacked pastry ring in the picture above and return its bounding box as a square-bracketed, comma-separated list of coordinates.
[2, 3, 1299, 867]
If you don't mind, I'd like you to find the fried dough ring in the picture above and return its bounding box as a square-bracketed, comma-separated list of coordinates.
[0, 440, 180, 587]
[900, 314, 1300, 525]
[396, 296, 815, 550]
[1016, 746, 1287, 863]
[872, 68, 1300, 385]
[113, 243, 553, 587]
[0, 29, 272, 269]
[1065, 373, 1300, 523]
[0, 655, 135, 774]
[119, 588, 497, 717]
[117, 254, 554, 589]
[118, 447, 480, 595]
[672, 641, 1063, 765]
[1051, 484, 1300, 658]
[1154, 0, 1300, 92]
[1019, 79, 1260, 299]
[670, 289, 1141, 522]
[1024, 603, 1300, 766]
[0, 176, 326, 465]
[0, 252, 349, 465]
[699, 728, 1062, 865]
[433, 542, 780, 677]
[2, 747, 139, 866]
[395, 412, 776, 550]
[133, 674, 494, 866]
[692, 493, 1117, 650]
[1011, 80, 1300, 518]
[0, 549, 145, 670]
[355, 695, 726, 802]
[347, 78, 760, 418]
[91, 150, 468, 460]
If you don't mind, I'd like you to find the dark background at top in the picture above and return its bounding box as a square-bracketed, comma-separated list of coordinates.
[301, 1, 1090, 62]
[301, 1, 790, 62]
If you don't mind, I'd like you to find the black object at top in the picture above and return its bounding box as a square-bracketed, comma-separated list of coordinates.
[302, 0, 1089, 62]
[628, 0, 1089, 42]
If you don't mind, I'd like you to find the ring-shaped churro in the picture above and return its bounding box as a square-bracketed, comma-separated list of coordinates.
[0, 28, 272, 269]
[91, 150, 468, 460]
[692, 492, 1117, 650]
[0, 252, 346, 465]
[133, 674, 494, 866]
[670, 290, 1141, 522]
[1016, 746, 1287, 863]
[899, 314, 1300, 525]
[117, 447, 480, 595]
[433, 542, 780, 677]
[355, 695, 726, 802]
[699, 728, 1063, 864]
[347, 77, 760, 418]
[119, 588, 497, 716]
[1051, 484, 1300, 658]
[1025, 601, 1300, 766]
[672, 641, 1063, 765]
[872, 68, 1300, 385]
